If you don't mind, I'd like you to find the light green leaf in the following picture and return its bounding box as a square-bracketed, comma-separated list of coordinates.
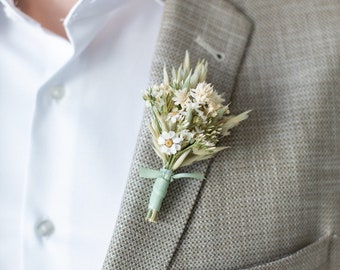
[163, 64, 169, 85]
[172, 149, 191, 170]
[222, 110, 251, 135]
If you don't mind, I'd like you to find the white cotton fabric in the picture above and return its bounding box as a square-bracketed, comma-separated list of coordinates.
[0, 0, 163, 269]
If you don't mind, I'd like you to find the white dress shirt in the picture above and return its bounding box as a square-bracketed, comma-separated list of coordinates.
[0, 0, 163, 269]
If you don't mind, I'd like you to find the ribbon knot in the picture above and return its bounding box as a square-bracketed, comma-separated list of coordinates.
[160, 168, 173, 182]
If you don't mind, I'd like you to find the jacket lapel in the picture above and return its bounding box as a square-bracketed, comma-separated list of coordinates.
[103, 0, 252, 269]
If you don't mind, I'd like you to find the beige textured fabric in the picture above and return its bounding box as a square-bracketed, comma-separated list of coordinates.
[103, 0, 339, 269]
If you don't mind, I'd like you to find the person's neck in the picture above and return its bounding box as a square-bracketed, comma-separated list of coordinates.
[16, 0, 79, 40]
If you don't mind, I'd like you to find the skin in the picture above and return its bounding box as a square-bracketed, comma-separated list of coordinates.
[17, 0, 78, 39]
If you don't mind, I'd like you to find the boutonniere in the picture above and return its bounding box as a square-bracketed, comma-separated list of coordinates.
[141, 51, 250, 222]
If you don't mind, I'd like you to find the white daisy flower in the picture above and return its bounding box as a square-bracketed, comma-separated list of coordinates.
[196, 109, 208, 123]
[155, 97, 165, 107]
[149, 85, 160, 98]
[207, 91, 224, 114]
[159, 83, 173, 95]
[167, 109, 182, 123]
[180, 130, 194, 143]
[172, 88, 188, 106]
[158, 131, 182, 155]
[184, 99, 200, 111]
[190, 82, 214, 105]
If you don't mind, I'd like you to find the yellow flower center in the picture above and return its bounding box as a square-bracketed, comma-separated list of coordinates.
[165, 139, 174, 148]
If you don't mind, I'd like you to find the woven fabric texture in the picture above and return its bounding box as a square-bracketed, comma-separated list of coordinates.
[103, 0, 339, 269]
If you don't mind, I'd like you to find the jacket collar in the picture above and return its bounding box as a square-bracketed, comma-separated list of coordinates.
[103, 0, 253, 269]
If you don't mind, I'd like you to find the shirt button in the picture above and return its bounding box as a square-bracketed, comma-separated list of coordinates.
[36, 219, 55, 237]
[50, 85, 65, 100]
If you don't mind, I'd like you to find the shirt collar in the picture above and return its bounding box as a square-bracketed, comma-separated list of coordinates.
[0, 0, 128, 20]
[64, 0, 129, 53]
[1, 0, 163, 54]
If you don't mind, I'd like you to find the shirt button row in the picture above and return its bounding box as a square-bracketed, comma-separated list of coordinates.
[36, 219, 55, 237]
[50, 85, 65, 100]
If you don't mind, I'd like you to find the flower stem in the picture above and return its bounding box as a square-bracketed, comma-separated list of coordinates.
[145, 169, 172, 223]
[146, 209, 158, 223]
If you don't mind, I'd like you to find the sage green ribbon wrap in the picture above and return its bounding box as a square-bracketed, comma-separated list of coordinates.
[139, 167, 205, 222]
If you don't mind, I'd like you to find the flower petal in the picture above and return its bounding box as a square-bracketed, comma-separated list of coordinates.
[161, 131, 168, 139]
[170, 145, 177, 154]
[160, 145, 168, 154]
[168, 131, 176, 138]
[158, 136, 165, 145]
[175, 144, 181, 151]
[173, 137, 182, 144]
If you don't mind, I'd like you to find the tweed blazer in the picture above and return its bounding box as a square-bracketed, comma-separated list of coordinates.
[103, 0, 339, 269]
